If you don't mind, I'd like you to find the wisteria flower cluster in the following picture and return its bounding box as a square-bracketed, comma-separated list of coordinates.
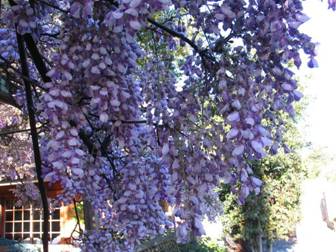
[0, 28, 18, 60]
[5, 0, 37, 35]
[0, 0, 329, 251]
[0, 105, 40, 206]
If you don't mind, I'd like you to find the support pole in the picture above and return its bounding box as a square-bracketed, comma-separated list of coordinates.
[15, 32, 50, 252]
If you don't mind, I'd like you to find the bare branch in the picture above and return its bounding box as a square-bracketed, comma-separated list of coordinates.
[148, 18, 201, 54]
[0, 128, 31, 136]
[148, 18, 217, 62]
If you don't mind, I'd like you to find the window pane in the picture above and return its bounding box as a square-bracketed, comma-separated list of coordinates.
[5, 223, 13, 233]
[33, 222, 40, 232]
[33, 210, 40, 220]
[5, 211, 13, 221]
[14, 234, 21, 240]
[5, 234, 13, 240]
[24, 222, 30, 232]
[14, 222, 22, 232]
[14, 210, 22, 221]
[51, 222, 60, 232]
[24, 210, 30, 220]
[51, 233, 59, 240]
[52, 209, 60, 219]
[33, 233, 41, 238]
[23, 234, 30, 240]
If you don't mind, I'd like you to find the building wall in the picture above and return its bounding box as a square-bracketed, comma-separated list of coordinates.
[0, 183, 78, 244]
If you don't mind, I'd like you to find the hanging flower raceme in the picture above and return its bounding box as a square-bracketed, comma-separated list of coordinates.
[329, 0, 336, 10]
[104, 0, 171, 33]
[0, 105, 39, 206]
[5, 0, 37, 35]
[38, 0, 173, 204]
[108, 156, 173, 248]
[69, 0, 94, 19]
[0, 28, 18, 60]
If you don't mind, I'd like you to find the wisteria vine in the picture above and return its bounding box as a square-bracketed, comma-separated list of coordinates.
[0, 0, 333, 251]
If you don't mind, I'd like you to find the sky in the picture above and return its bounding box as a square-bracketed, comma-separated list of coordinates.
[298, 1, 336, 158]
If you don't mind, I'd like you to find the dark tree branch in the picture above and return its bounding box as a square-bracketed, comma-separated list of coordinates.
[148, 18, 202, 54]
[22, 34, 51, 82]
[36, 0, 68, 14]
[121, 119, 147, 124]
[69, 118, 117, 193]
[73, 200, 83, 232]
[82, 113, 118, 176]
[0, 127, 32, 136]
[0, 55, 47, 91]
[40, 32, 60, 38]
[0, 89, 19, 108]
[148, 18, 217, 62]
[15, 26, 50, 252]
[71, 199, 83, 238]
[147, 18, 217, 70]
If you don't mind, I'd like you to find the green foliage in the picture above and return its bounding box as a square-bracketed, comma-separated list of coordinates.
[220, 151, 305, 250]
[218, 80, 309, 250]
[177, 238, 227, 252]
[303, 146, 336, 179]
[72, 201, 85, 225]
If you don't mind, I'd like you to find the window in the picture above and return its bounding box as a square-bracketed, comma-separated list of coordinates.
[3, 201, 61, 241]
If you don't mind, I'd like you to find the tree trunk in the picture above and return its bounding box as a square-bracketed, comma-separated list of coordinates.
[258, 234, 263, 252]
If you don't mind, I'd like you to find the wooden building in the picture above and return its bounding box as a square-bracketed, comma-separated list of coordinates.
[0, 181, 77, 245]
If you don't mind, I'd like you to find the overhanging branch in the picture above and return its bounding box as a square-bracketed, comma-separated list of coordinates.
[0, 128, 31, 136]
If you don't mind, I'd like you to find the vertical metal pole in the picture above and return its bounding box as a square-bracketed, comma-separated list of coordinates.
[15, 33, 49, 252]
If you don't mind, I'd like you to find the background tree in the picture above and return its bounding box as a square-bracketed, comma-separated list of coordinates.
[219, 101, 307, 252]
[220, 152, 305, 252]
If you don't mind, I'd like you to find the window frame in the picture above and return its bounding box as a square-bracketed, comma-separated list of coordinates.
[2, 200, 61, 242]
